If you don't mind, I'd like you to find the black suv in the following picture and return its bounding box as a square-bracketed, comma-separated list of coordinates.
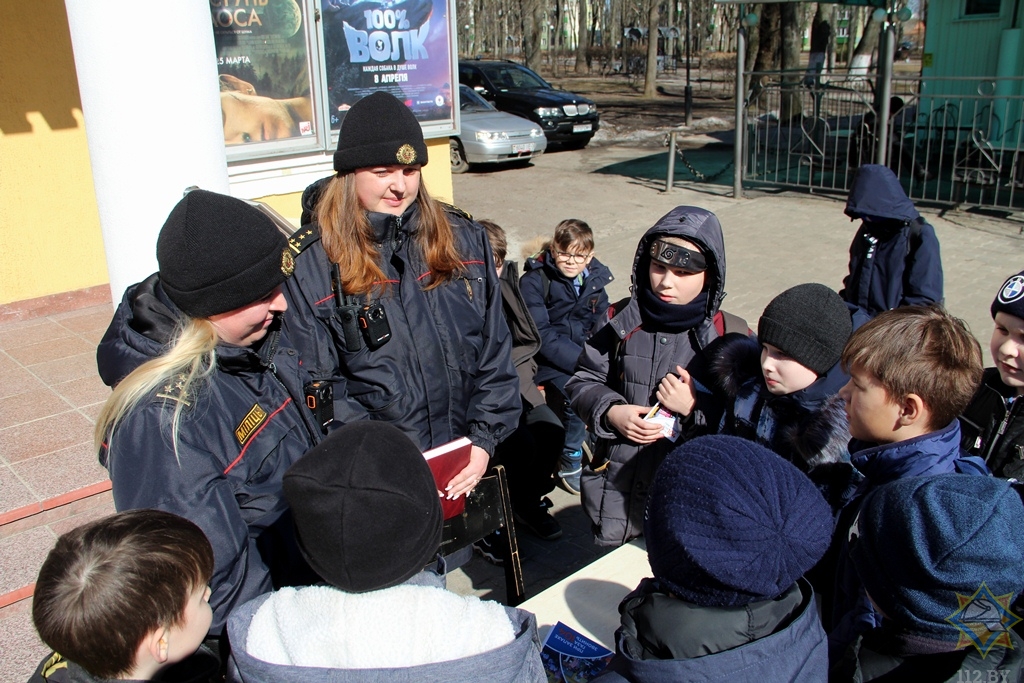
[458, 60, 599, 148]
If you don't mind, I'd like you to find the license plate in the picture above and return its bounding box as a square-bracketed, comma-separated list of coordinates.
[511, 143, 535, 153]
[573, 123, 593, 133]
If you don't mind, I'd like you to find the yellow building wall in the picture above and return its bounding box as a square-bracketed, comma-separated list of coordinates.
[0, 3, 454, 307]
[0, 1, 108, 306]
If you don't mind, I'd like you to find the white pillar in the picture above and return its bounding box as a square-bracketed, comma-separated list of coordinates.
[64, 0, 229, 304]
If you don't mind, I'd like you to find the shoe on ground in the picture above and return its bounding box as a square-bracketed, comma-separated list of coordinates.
[557, 450, 583, 495]
[472, 532, 504, 566]
[514, 502, 563, 541]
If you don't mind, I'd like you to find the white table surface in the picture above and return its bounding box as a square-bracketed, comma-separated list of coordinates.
[520, 538, 651, 649]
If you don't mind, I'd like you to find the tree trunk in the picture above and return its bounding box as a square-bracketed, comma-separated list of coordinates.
[850, 11, 880, 75]
[779, 2, 803, 119]
[752, 3, 780, 72]
[575, 0, 589, 71]
[519, 0, 544, 70]
[643, 0, 660, 97]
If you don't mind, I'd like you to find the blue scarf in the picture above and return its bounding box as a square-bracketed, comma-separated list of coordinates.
[638, 287, 709, 333]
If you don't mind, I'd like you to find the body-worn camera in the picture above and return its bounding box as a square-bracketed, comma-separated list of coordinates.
[303, 380, 334, 433]
[359, 303, 391, 350]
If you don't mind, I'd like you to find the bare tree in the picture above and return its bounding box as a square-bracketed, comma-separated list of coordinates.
[850, 10, 880, 74]
[643, 0, 660, 96]
[779, 2, 803, 118]
[575, 0, 589, 71]
[752, 2, 780, 72]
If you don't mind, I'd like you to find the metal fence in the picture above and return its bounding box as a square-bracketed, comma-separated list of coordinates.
[742, 71, 1024, 210]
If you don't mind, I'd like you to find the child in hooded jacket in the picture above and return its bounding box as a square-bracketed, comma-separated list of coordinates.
[840, 164, 943, 317]
[711, 283, 861, 513]
[565, 206, 729, 547]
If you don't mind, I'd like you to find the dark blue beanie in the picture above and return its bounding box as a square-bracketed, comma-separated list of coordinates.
[644, 435, 833, 607]
[851, 474, 1024, 642]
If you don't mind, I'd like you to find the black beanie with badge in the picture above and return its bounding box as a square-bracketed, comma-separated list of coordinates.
[991, 269, 1024, 321]
[283, 421, 443, 593]
[758, 283, 852, 376]
[157, 189, 292, 319]
[644, 435, 832, 607]
[333, 91, 429, 174]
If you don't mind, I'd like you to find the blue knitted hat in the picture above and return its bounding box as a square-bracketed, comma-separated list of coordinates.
[851, 474, 1024, 642]
[644, 435, 833, 607]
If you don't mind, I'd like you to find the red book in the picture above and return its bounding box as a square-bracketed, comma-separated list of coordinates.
[423, 437, 473, 519]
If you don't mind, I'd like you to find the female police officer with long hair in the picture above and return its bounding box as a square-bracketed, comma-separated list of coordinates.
[281, 91, 519, 501]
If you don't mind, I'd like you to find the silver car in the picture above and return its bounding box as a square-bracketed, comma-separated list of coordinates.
[451, 85, 547, 173]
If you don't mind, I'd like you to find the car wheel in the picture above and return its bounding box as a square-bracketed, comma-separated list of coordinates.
[450, 139, 470, 174]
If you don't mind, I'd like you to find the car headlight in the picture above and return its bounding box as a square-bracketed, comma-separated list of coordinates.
[475, 131, 510, 142]
[535, 107, 561, 118]
[530, 128, 544, 138]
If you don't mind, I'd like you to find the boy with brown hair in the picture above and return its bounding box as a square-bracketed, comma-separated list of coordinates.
[30, 509, 215, 682]
[828, 304, 988, 659]
[521, 218, 613, 495]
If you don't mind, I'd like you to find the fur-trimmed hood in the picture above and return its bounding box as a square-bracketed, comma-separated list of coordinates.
[711, 333, 851, 470]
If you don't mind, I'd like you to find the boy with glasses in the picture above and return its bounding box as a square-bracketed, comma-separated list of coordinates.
[521, 219, 614, 494]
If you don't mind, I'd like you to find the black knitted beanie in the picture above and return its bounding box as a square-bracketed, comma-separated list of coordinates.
[283, 421, 443, 593]
[758, 283, 852, 376]
[991, 270, 1024, 321]
[333, 91, 428, 174]
[157, 190, 292, 319]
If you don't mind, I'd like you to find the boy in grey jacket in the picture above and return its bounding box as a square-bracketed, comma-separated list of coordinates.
[566, 206, 728, 546]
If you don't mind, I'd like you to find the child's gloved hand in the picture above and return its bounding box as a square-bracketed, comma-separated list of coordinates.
[606, 404, 664, 444]
[656, 365, 697, 416]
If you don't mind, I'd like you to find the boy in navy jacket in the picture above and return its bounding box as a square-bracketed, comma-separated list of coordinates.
[521, 219, 613, 494]
[828, 305, 988, 659]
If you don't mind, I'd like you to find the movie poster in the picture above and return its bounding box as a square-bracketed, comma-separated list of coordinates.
[212, 0, 316, 146]
[321, 0, 456, 131]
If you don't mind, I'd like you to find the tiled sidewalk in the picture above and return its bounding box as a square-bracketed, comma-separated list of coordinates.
[0, 303, 118, 681]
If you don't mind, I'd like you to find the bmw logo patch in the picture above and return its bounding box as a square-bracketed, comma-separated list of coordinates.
[999, 275, 1024, 304]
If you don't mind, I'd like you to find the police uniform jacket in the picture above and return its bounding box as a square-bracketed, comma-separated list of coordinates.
[96, 275, 321, 634]
[280, 200, 519, 455]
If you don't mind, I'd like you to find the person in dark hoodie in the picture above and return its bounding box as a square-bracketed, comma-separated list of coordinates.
[593, 435, 833, 683]
[832, 474, 1024, 682]
[711, 283, 861, 513]
[227, 421, 546, 683]
[478, 218, 564, 543]
[94, 189, 321, 638]
[840, 164, 943, 317]
[565, 206, 729, 547]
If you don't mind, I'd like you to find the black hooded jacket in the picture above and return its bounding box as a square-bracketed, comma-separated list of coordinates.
[840, 165, 943, 316]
